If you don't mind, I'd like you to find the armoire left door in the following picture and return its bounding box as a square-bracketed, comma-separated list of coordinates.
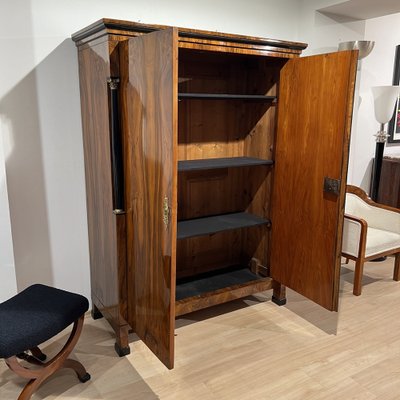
[121, 27, 178, 369]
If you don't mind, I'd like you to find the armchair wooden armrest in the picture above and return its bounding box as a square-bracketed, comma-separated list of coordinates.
[342, 213, 368, 295]
[343, 213, 367, 260]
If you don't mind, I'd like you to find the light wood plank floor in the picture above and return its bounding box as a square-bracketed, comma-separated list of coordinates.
[1, 258, 400, 399]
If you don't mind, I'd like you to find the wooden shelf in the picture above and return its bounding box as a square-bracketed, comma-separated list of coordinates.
[177, 212, 270, 240]
[176, 266, 259, 300]
[175, 266, 272, 315]
[178, 93, 277, 101]
[178, 157, 273, 172]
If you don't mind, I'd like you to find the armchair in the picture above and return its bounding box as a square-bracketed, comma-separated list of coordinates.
[342, 185, 400, 295]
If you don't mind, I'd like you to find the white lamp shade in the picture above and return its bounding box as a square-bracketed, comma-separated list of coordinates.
[338, 41, 375, 59]
[372, 85, 400, 124]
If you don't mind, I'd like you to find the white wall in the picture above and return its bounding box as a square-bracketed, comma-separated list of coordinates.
[0, 0, 301, 301]
[350, 12, 400, 189]
[0, 131, 17, 302]
[0, 0, 91, 299]
[297, 4, 400, 191]
[298, 1, 366, 55]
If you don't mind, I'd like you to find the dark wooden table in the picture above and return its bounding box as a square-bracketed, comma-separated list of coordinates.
[377, 155, 400, 208]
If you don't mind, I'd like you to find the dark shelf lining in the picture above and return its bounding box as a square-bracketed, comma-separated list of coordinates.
[178, 93, 277, 101]
[177, 212, 270, 240]
[176, 266, 263, 301]
[178, 157, 274, 172]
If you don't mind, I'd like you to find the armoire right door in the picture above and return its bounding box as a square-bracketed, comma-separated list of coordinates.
[270, 50, 358, 311]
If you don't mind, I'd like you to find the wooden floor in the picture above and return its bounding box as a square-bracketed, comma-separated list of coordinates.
[1, 258, 400, 399]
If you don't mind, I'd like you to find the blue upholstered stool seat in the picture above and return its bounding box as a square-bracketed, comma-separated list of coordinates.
[0, 284, 89, 359]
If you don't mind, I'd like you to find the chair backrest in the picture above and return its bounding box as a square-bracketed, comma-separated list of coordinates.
[345, 192, 400, 232]
[345, 192, 363, 215]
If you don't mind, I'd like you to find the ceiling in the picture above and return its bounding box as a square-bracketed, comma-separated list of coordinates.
[318, 0, 400, 20]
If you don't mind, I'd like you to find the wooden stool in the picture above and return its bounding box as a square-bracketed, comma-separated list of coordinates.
[0, 284, 91, 400]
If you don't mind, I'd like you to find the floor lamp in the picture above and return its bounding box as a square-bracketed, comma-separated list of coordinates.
[370, 85, 400, 201]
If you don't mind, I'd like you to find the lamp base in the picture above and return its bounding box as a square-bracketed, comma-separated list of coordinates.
[371, 256, 387, 262]
[371, 141, 385, 202]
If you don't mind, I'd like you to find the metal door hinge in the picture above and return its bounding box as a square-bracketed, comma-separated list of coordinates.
[107, 77, 120, 90]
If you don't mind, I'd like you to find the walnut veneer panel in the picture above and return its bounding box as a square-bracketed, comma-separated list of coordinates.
[123, 28, 178, 369]
[175, 276, 273, 316]
[177, 51, 279, 162]
[77, 41, 128, 334]
[177, 51, 276, 279]
[270, 51, 357, 311]
[72, 18, 307, 57]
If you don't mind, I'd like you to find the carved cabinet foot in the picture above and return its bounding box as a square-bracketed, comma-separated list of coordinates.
[114, 342, 131, 357]
[114, 325, 130, 357]
[272, 281, 287, 306]
[91, 303, 103, 320]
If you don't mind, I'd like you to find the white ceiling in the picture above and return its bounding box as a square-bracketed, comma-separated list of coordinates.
[318, 0, 400, 20]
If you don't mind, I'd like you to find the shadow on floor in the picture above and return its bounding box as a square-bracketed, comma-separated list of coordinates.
[0, 323, 159, 400]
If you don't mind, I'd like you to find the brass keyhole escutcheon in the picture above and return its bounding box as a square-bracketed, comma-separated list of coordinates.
[163, 197, 170, 229]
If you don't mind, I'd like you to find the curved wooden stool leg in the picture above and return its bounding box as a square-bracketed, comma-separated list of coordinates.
[5, 315, 90, 400]
[63, 359, 91, 382]
[18, 376, 46, 400]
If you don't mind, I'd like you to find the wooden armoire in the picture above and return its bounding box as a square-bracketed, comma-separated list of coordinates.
[72, 19, 357, 369]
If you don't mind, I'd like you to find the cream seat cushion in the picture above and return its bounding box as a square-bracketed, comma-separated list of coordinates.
[365, 227, 400, 257]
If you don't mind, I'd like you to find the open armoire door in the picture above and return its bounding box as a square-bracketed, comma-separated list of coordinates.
[123, 28, 178, 369]
[270, 50, 358, 311]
